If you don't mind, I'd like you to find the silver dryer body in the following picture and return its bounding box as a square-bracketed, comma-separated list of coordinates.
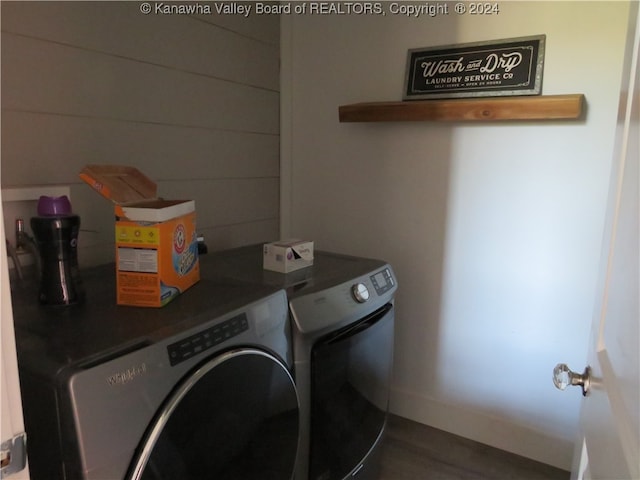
[210, 245, 398, 480]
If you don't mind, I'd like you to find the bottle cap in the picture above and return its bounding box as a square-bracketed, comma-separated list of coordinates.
[37, 196, 72, 216]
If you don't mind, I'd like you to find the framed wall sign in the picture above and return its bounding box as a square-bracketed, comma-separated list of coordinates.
[404, 35, 545, 100]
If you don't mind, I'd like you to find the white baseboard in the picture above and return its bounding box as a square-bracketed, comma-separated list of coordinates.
[389, 386, 574, 471]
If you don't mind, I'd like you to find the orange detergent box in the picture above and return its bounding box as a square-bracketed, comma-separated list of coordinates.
[79, 165, 199, 307]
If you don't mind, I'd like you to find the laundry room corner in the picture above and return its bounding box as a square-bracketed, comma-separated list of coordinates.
[279, 1, 632, 470]
[1, 1, 636, 478]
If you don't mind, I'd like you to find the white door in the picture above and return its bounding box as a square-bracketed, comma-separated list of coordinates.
[0, 197, 29, 479]
[555, 3, 640, 479]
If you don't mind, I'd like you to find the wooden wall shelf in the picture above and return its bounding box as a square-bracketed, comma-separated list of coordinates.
[338, 94, 585, 123]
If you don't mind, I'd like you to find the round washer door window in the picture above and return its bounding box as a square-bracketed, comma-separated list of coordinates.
[128, 348, 299, 480]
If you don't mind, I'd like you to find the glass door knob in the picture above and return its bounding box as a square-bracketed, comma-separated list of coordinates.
[553, 363, 591, 396]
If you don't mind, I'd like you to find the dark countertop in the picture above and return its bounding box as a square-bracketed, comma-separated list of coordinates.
[10, 255, 282, 380]
[206, 244, 386, 297]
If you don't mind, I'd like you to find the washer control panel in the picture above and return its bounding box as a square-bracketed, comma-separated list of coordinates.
[167, 313, 249, 366]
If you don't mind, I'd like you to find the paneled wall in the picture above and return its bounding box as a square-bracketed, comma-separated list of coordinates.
[1, 2, 279, 267]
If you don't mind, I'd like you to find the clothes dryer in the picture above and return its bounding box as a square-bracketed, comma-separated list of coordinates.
[209, 245, 398, 480]
[11, 257, 299, 480]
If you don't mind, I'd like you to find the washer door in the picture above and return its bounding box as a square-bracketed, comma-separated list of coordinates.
[128, 348, 299, 480]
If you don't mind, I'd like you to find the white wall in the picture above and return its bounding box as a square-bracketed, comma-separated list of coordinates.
[1, 2, 280, 267]
[281, 1, 630, 469]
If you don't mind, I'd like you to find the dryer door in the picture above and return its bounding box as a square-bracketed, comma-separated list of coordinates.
[128, 348, 299, 480]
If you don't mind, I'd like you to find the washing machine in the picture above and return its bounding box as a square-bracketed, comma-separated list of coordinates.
[209, 245, 398, 480]
[11, 257, 300, 480]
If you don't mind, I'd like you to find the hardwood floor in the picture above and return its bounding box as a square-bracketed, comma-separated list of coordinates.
[378, 415, 570, 480]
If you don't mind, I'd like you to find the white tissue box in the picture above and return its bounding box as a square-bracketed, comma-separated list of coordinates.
[263, 240, 314, 273]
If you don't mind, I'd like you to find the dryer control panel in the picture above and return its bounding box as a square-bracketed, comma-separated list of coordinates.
[289, 263, 397, 335]
[370, 268, 395, 295]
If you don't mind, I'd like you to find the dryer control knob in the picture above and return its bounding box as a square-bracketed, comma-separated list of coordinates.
[352, 283, 370, 303]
